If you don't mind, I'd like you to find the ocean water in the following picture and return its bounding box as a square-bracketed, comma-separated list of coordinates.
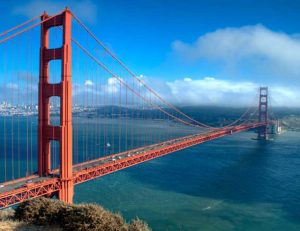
[74, 131, 300, 231]
[0, 115, 300, 230]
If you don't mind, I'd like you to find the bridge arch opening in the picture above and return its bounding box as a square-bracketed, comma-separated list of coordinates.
[48, 60, 62, 84]
[49, 96, 60, 126]
[48, 27, 63, 49]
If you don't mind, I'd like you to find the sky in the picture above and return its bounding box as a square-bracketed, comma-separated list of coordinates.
[1, 0, 300, 107]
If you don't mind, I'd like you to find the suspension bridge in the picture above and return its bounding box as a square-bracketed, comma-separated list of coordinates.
[0, 8, 272, 209]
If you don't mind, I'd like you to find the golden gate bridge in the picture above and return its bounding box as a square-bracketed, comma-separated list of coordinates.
[0, 8, 272, 209]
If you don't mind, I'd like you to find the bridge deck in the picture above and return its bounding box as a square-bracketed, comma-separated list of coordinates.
[0, 123, 265, 209]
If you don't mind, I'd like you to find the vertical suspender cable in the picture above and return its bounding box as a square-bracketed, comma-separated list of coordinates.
[3, 43, 7, 181]
[17, 68, 20, 178]
[11, 38, 15, 180]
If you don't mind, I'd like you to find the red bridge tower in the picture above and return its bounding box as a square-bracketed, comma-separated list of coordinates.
[38, 9, 73, 203]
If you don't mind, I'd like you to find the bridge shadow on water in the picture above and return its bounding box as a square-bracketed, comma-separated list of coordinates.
[121, 131, 300, 225]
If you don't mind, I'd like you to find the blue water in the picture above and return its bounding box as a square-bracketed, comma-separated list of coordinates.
[74, 131, 300, 230]
[0, 115, 299, 230]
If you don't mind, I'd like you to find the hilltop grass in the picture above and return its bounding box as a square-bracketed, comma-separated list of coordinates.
[0, 197, 151, 231]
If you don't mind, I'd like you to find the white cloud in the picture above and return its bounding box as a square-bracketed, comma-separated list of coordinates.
[69, 75, 300, 107]
[106, 77, 120, 93]
[84, 80, 94, 86]
[107, 77, 118, 86]
[73, 77, 122, 103]
[183, 77, 192, 82]
[13, 0, 97, 23]
[143, 76, 300, 107]
[6, 83, 18, 90]
[172, 25, 300, 78]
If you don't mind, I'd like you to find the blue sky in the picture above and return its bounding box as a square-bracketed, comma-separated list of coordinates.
[1, 0, 300, 107]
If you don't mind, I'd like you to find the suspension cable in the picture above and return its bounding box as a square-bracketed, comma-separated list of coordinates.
[71, 12, 214, 128]
[220, 90, 259, 128]
[0, 10, 65, 44]
[0, 14, 41, 37]
[71, 37, 207, 129]
[71, 12, 262, 129]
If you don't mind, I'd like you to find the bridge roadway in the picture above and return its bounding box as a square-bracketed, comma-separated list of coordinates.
[0, 122, 265, 209]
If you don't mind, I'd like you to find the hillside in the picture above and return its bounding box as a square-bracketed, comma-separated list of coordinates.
[0, 198, 151, 231]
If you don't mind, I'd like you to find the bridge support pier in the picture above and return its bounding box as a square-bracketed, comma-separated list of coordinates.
[257, 87, 268, 140]
[38, 9, 73, 203]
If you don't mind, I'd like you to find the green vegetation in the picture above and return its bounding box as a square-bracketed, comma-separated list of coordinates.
[0, 197, 151, 231]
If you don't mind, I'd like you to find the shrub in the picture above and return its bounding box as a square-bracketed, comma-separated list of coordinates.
[14, 197, 151, 231]
[61, 204, 103, 230]
[0, 208, 15, 221]
[61, 204, 128, 231]
[14, 197, 66, 225]
[128, 218, 151, 231]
